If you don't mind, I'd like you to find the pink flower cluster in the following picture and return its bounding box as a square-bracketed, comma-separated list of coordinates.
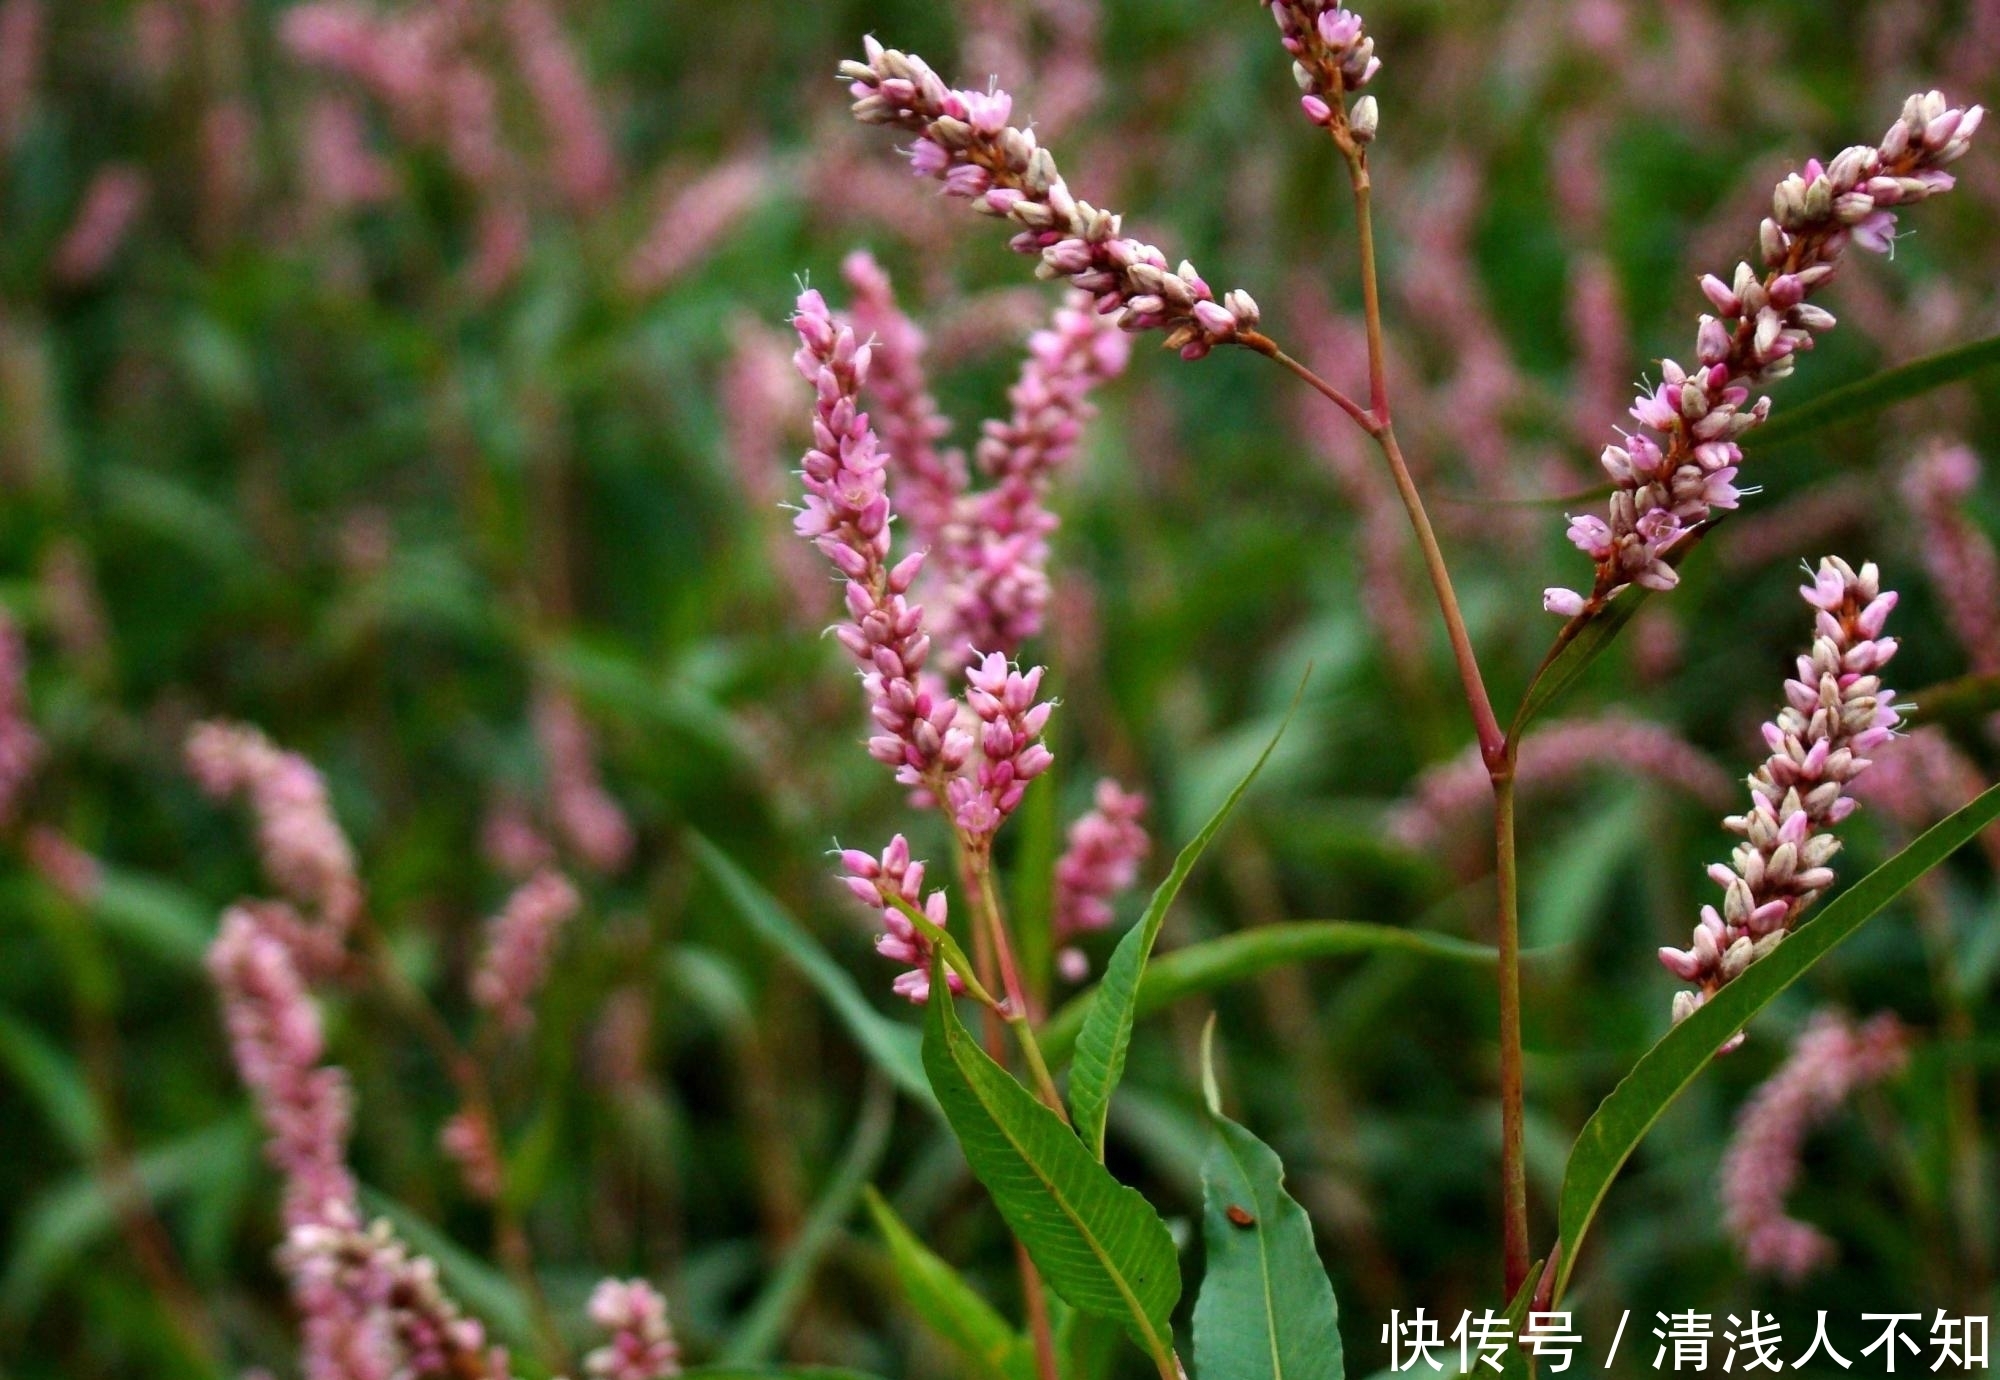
[842, 250, 966, 553]
[209, 903, 357, 1234]
[210, 878, 510, 1377]
[1052, 780, 1150, 981]
[1901, 443, 2000, 677]
[52, 165, 148, 285]
[1263, 4, 1380, 136]
[950, 653, 1055, 839]
[792, 288, 972, 802]
[841, 835, 959, 1003]
[1719, 1010, 1907, 1283]
[585, 1278, 682, 1380]
[1660, 559, 1901, 1025]
[0, 611, 43, 828]
[470, 867, 582, 1034]
[841, 40, 1261, 359]
[534, 689, 634, 874]
[622, 156, 768, 296]
[187, 721, 363, 957]
[937, 291, 1130, 668]
[500, 0, 619, 214]
[1545, 92, 1982, 618]
[439, 1108, 503, 1201]
[285, 1208, 513, 1380]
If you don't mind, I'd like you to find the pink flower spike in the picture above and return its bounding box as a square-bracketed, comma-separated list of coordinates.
[1662, 559, 1901, 1022]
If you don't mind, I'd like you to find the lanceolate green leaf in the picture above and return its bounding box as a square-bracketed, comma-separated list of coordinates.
[691, 834, 932, 1107]
[722, 1079, 896, 1365]
[924, 955, 1181, 1365]
[1905, 672, 2000, 730]
[1742, 331, 2000, 451]
[1555, 781, 2000, 1302]
[1069, 677, 1306, 1160]
[1193, 1042, 1344, 1380]
[863, 1188, 1037, 1380]
[1042, 921, 1499, 1066]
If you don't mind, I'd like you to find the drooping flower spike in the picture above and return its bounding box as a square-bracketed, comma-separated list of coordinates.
[840, 39, 1261, 359]
[1719, 1009, 1907, 1282]
[1544, 92, 1982, 619]
[1659, 558, 1902, 1030]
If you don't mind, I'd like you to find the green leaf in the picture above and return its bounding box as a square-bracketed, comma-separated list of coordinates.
[691, 834, 933, 1108]
[924, 955, 1181, 1364]
[863, 1188, 1037, 1380]
[0, 1010, 102, 1157]
[89, 867, 213, 969]
[1193, 1032, 1345, 1380]
[1905, 672, 2000, 731]
[1, 1116, 255, 1322]
[1069, 675, 1306, 1160]
[1743, 331, 2000, 452]
[1041, 921, 1499, 1067]
[720, 1079, 896, 1365]
[1554, 780, 2000, 1302]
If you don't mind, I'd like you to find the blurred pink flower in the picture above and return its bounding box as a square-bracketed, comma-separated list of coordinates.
[622, 155, 767, 297]
[470, 868, 581, 1034]
[1052, 779, 1150, 980]
[1389, 714, 1732, 853]
[53, 166, 148, 285]
[0, 611, 43, 828]
[934, 291, 1129, 669]
[23, 826, 99, 905]
[1901, 442, 2000, 675]
[209, 903, 357, 1234]
[186, 720, 362, 954]
[586, 1279, 681, 1380]
[480, 793, 555, 880]
[305, 97, 396, 210]
[533, 689, 633, 873]
[503, 0, 618, 213]
[1720, 1009, 1906, 1282]
[439, 1108, 503, 1200]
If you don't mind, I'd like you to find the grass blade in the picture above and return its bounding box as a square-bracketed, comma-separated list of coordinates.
[862, 1188, 1036, 1380]
[692, 834, 932, 1107]
[1554, 781, 2000, 1301]
[1743, 331, 2000, 452]
[1068, 675, 1306, 1160]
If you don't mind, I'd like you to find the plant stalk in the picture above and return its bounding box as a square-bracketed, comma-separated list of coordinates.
[1493, 764, 1530, 1297]
[1266, 128, 1526, 1297]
